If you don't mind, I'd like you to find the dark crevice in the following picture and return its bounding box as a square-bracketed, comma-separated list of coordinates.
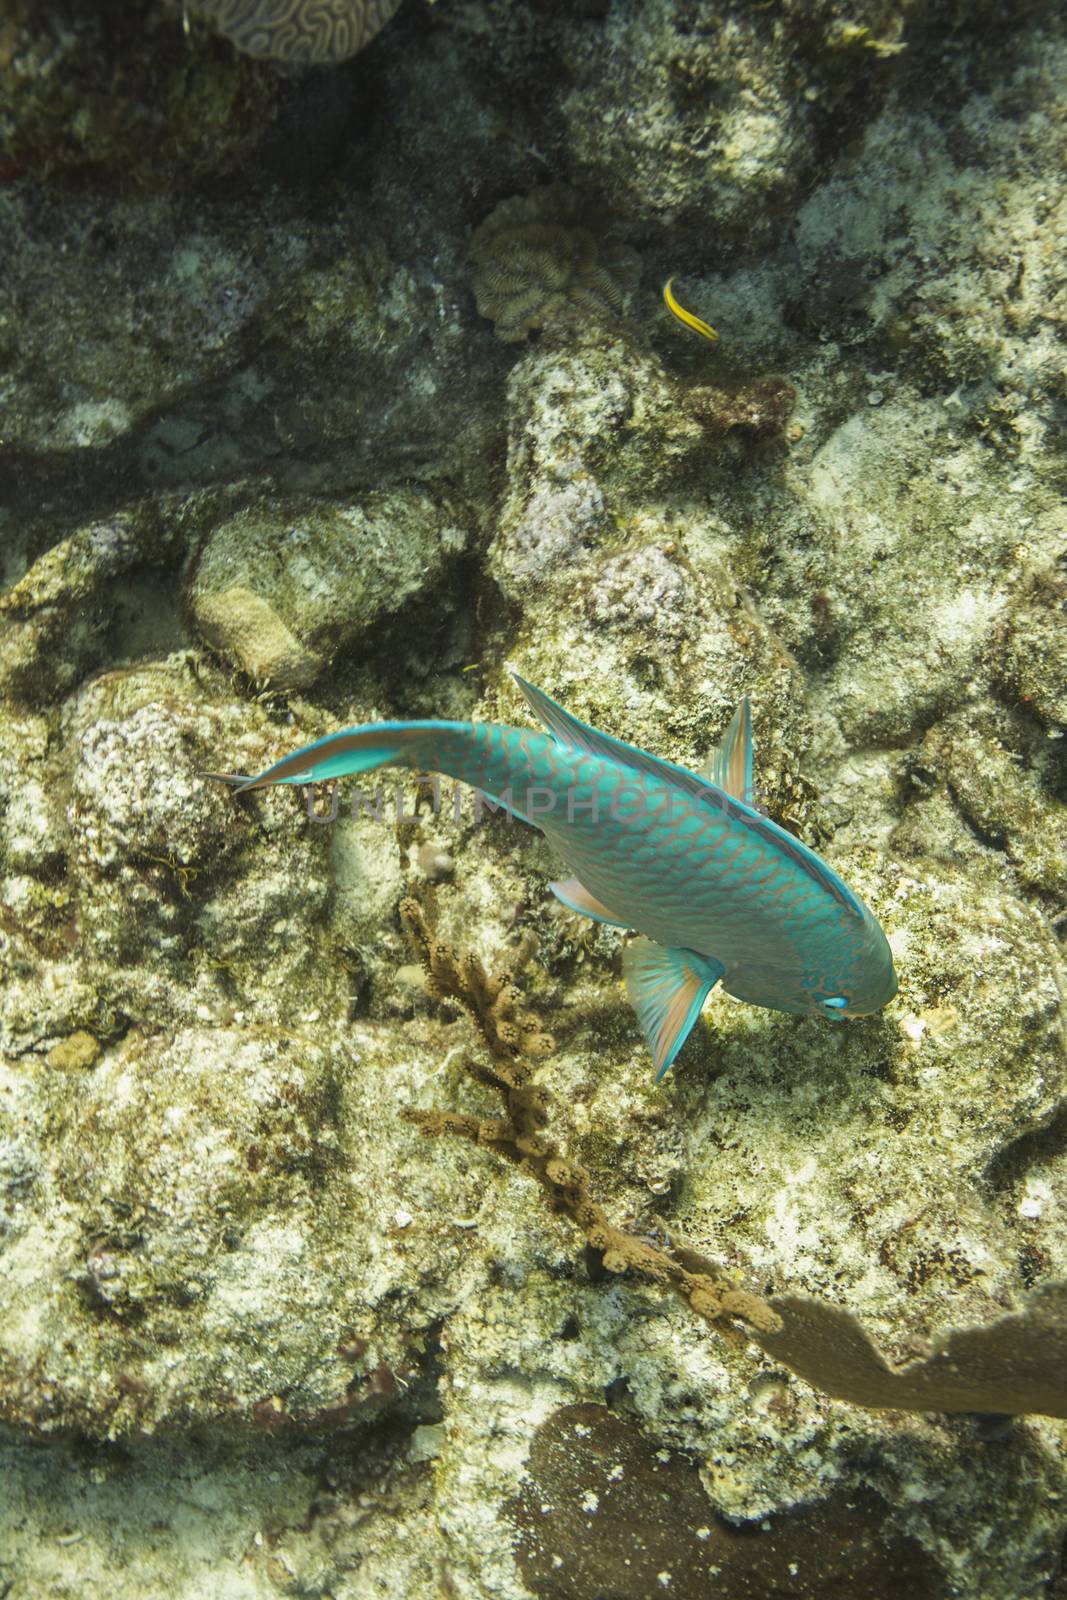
[986, 1101, 1067, 1193]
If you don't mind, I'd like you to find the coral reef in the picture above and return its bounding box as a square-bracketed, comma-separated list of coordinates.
[994, 566, 1067, 733]
[0, 505, 186, 702]
[508, 1404, 946, 1600]
[398, 897, 555, 1062]
[913, 708, 1067, 901]
[0, 0, 298, 188]
[401, 899, 780, 1341]
[762, 1281, 1067, 1419]
[404, 909, 1067, 1417]
[189, 491, 469, 689]
[2, 0, 1067, 1595]
[557, 0, 819, 243]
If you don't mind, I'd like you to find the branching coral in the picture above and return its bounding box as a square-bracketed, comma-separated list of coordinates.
[192, 0, 402, 63]
[398, 898, 555, 1062]
[399, 898, 780, 1344]
[469, 186, 641, 344]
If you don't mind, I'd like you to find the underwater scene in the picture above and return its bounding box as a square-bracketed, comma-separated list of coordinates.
[0, 0, 1065, 1595]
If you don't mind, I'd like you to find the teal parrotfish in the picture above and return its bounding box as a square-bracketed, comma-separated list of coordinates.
[215, 677, 897, 1078]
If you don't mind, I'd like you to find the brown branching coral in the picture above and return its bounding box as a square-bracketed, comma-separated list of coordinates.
[399, 899, 779, 1343]
[192, 0, 402, 63]
[399, 898, 555, 1061]
[469, 186, 641, 344]
[406, 1052, 780, 1343]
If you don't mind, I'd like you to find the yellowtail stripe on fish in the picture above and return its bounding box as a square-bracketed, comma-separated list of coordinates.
[663, 276, 718, 342]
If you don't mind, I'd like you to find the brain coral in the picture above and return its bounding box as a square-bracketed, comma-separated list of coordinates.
[193, 0, 402, 62]
[469, 186, 641, 343]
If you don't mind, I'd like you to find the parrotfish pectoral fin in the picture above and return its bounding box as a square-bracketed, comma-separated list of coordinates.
[550, 877, 631, 929]
[699, 698, 753, 805]
[622, 939, 726, 1081]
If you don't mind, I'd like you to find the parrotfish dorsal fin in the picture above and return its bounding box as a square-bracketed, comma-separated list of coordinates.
[549, 877, 631, 929]
[621, 939, 726, 1080]
[511, 674, 718, 799]
[699, 698, 753, 805]
[512, 674, 633, 759]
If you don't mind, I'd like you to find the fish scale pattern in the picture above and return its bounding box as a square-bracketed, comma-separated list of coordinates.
[225, 679, 896, 1053]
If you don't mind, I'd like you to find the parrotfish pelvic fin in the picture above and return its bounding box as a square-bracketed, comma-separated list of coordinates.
[549, 877, 631, 928]
[699, 698, 753, 805]
[622, 938, 726, 1081]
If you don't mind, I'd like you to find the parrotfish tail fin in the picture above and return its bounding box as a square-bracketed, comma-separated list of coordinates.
[203, 772, 257, 787]
[217, 722, 458, 792]
[549, 877, 631, 929]
[622, 939, 726, 1081]
[699, 698, 753, 806]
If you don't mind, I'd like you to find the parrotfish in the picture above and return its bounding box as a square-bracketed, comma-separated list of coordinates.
[216, 677, 897, 1078]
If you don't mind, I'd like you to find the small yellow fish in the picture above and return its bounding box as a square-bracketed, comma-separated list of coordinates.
[663, 277, 718, 342]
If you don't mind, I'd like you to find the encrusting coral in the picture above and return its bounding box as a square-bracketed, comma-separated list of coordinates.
[398, 898, 782, 1344]
[191, 0, 403, 63]
[469, 186, 641, 344]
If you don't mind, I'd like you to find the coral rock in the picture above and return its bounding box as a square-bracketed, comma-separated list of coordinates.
[193, 0, 403, 63]
[190, 491, 468, 687]
[470, 186, 640, 343]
